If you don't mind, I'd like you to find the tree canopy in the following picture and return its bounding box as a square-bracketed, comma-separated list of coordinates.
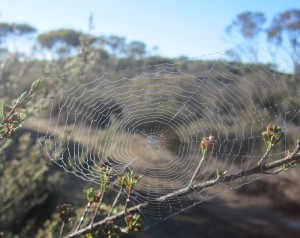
[226, 11, 266, 39]
[37, 29, 82, 49]
[0, 23, 36, 43]
[267, 9, 300, 74]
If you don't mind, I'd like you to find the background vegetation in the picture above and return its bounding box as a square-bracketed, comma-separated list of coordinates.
[0, 8, 299, 238]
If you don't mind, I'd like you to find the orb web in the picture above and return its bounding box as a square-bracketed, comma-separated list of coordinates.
[37, 55, 300, 227]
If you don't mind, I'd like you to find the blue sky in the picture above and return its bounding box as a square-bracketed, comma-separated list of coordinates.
[0, 0, 299, 58]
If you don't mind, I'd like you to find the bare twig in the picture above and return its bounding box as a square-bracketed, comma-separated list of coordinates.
[66, 139, 300, 238]
[76, 202, 91, 231]
[107, 187, 123, 217]
[90, 193, 104, 228]
[257, 148, 271, 166]
[59, 222, 65, 238]
[124, 190, 131, 214]
[157, 155, 205, 202]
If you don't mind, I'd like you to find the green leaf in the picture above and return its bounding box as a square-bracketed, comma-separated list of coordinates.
[117, 175, 125, 187]
[31, 79, 44, 93]
[84, 187, 94, 203]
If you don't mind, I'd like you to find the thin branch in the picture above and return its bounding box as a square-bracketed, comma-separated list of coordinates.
[66, 140, 300, 238]
[124, 188, 131, 214]
[257, 148, 271, 166]
[59, 222, 65, 238]
[189, 156, 206, 188]
[193, 140, 300, 189]
[263, 168, 282, 175]
[107, 187, 123, 217]
[90, 194, 104, 228]
[76, 201, 91, 231]
[157, 155, 205, 202]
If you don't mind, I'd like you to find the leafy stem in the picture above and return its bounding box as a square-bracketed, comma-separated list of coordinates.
[258, 124, 284, 166]
[0, 79, 43, 139]
[90, 167, 112, 228]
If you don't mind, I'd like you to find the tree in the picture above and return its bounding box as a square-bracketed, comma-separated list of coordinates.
[37, 29, 82, 59]
[127, 41, 146, 59]
[105, 35, 126, 57]
[0, 23, 36, 58]
[225, 11, 266, 62]
[267, 9, 300, 76]
[0, 22, 36, 43]
[37, 29, 81, 49]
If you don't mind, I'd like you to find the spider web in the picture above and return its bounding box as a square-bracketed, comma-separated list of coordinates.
[37, 53, 299, 227]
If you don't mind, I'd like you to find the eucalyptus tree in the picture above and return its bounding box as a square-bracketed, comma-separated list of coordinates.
[37, 29, 82, 59]
[267, 9, 300, 77]
[225, 11, 266, 62]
